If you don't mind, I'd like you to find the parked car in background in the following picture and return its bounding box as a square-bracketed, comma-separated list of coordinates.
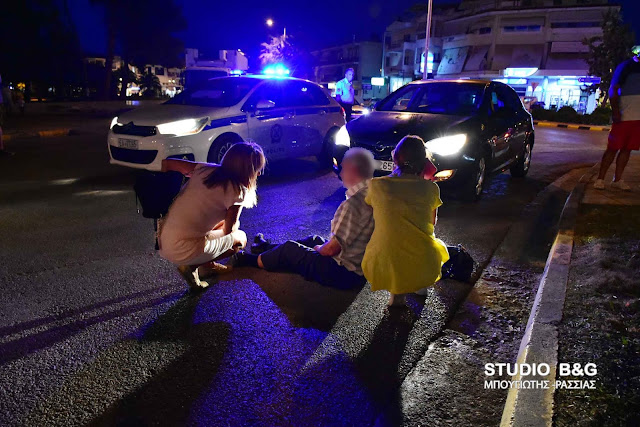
[333, 79, 534, 200]
[108, 75, 345, 171]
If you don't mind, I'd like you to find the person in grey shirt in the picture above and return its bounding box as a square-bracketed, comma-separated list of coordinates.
[232, 148, 375, 289]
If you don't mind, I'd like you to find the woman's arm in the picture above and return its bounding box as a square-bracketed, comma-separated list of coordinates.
[161, 159, 199, 176]
[223, 205, 243, 235]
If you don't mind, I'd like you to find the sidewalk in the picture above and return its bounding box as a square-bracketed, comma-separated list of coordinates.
[502, 153, 640, 426]
[2, 100, 162, 142]
[555, 155, 640, 425]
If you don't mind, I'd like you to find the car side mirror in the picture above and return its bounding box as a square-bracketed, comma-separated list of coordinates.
[256, 99, 276, 110]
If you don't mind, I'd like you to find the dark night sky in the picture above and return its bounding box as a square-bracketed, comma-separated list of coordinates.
[70, 0, 640, 61]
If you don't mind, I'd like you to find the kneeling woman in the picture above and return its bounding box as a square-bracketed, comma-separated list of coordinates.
[159, 142, 266, 289]
[362, 135, 449, 306]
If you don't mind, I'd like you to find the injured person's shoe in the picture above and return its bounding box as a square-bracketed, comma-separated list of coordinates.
[251, 233, 275, 254]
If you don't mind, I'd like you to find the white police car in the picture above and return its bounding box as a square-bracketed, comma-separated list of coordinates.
[108, 75, 346, 170]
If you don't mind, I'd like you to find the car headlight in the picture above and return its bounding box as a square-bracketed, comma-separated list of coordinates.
[110, 116, 119, 129]
[425, 134, 467, 156]
[156, 118, 209, 136]
[335, 125, 351, 147]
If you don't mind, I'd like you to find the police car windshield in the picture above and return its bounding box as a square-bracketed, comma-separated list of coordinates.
[166, 77, 260, 107]
[377, 82, 485, 116]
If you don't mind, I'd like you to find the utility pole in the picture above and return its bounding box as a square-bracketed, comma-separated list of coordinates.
[423, 0, 433, 79]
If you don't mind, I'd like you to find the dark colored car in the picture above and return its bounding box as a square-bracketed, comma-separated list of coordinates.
[333, 79, 534, 200]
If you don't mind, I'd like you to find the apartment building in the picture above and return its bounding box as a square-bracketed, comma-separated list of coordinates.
[382, 0, 617, 113]
[312, 41, 383, 103]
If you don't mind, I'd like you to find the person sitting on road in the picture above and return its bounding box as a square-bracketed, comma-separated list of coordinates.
[158, 142, 266, 290]
[362, 135, 449, 307]
[232, 148, 375, 289]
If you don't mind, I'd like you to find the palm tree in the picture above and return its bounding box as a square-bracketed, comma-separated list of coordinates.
[140, 70, 162, 98]
[259, 35, 291, 65]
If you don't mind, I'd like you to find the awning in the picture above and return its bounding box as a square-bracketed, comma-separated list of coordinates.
[510, 45, 543, 68]
[464, 45, 490, 72]
[437, 47, 469, 75]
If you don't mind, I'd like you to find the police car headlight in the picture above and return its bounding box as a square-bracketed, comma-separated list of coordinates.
[335, 125, 351, 147]
[110, 116, 119, 129]
[157, 118, 209, 136]
[425, 134, 467, 156]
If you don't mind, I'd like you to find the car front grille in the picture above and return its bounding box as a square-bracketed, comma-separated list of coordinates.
[112, 122, 157, 137]
[352, 140, 395, 160]
[110, 145, 158, 164]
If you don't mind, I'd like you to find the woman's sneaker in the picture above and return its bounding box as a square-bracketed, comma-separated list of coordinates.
[198, 261, 232, 278]
[611, 180, 631, 191]
[593, 179, 605, 190]
[177, 265, 208, 290]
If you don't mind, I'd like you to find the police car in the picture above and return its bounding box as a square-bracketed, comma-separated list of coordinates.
[108, 75, 346, 170]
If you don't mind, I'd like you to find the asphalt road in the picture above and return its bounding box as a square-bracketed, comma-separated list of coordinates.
[0, 125, 607, 426]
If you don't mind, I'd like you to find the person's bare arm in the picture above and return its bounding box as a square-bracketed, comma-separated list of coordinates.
[432, 208, 438, 227]
[314, 238, 342, 257]
[161, 159, 198, 176]
[610, 85, 622, 123]
[223, 205, 243, 235]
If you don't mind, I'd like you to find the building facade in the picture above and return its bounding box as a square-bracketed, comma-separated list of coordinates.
[312, 41, 383, 104]
[382, 0, 616, 113]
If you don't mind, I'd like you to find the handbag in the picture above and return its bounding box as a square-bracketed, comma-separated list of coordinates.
[441, 244, 475, 282]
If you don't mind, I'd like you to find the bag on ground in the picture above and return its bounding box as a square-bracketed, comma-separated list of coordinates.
[441, 244, 474, 282]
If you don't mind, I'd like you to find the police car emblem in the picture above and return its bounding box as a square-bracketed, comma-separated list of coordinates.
[271, 124, 283, 143]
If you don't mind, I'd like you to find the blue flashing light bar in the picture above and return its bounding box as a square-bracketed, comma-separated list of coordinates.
[230, 69, 244, 76]
[263, 64, 290, 76]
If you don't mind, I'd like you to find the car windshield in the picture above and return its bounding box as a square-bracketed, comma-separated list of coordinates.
[166, 77, 260, 107]
[377, 82, 485, 116]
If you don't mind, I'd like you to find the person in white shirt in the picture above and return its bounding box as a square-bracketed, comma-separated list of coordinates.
[335, 68, 355, 121]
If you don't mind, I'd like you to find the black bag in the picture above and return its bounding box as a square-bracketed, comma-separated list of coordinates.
[133, 170, 185, 219]
[441, 244, 474, 282]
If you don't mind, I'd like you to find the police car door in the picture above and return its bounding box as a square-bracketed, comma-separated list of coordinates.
[283, 80, 329, 157]
[244, 80, 297, 161]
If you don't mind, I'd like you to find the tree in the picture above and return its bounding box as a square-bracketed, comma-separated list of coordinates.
[0, 0, 84, 98]
[139, 70, 162, 98]
[91, 0, 186, 100]
[259, 35, 292, 66]
[259, 35, 314, 79]
[583, 9, 635, 104]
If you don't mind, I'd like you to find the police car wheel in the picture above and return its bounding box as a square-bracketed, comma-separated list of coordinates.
[208, 136, 239, 164]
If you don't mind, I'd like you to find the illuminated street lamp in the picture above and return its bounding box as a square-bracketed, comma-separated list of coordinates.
[266, 18, 286, 39]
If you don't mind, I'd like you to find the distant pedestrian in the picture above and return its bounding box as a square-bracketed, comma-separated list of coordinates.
[158, 142, 266, 289]
[594, 46, 640, 191]
[336, 68, 356, 121]
[362, 136, 449, 307]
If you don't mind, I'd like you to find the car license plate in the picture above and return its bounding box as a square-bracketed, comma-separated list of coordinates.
[378, 160, 394, 172]
[117, 138, 138, 150]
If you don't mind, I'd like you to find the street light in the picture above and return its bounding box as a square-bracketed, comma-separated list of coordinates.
[265, 18, 286, 39]
[423, 0, 433, 80]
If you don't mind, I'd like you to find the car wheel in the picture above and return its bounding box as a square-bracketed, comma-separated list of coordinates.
[207, 135, 238, 164]
[463, 156, 486, 201]
[510, 140, 532, 178]
[317, 128, 338, 167]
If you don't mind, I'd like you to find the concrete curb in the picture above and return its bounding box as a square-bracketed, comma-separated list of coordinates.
[4, 128, 75, 142]
[533, 121, 610, 132]
[500, 166, 599, 427]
